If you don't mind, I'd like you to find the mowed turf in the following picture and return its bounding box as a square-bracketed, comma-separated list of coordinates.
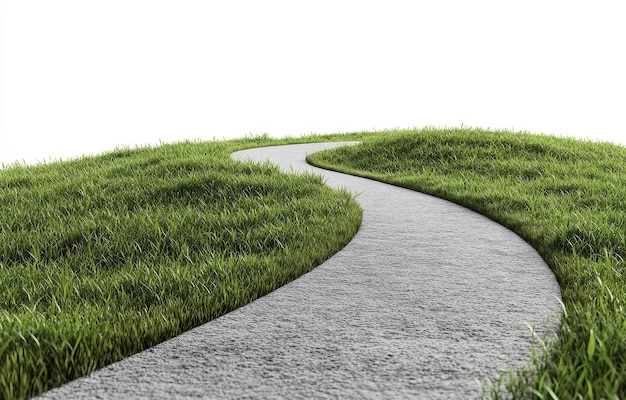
[308, 128, 626, 399]
[0, 135, 364, 399]
[3, 129, 625, 399]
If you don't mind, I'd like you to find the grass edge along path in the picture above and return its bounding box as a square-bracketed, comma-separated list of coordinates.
[0, 134, 368, 399]
[307, 128, 626, 400]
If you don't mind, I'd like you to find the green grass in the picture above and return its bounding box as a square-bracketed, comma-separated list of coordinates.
[0, 134, 368, 399]
[3, 128, 625, 399]
[308, 128, 626, 399]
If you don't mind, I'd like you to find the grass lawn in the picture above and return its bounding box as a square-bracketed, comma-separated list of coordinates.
[2, 129, 624, 399]
[309, 128, 626, 399]
[0, 134, 367, 399]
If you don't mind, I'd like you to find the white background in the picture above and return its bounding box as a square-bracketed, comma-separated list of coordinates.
[2, 1, 625, 166]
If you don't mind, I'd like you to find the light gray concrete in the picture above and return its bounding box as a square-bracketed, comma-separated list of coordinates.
[36, 142, 562, 400]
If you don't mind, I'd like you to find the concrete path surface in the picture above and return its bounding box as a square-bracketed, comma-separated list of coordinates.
[37, 142, 562, 400]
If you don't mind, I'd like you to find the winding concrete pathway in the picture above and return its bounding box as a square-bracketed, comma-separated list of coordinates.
[37, 142, 562, 399]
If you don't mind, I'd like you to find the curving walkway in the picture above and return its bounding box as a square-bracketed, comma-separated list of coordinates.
[37, 142, 562, 399]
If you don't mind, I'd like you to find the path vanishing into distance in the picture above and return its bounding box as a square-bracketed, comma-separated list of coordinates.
[37, 142, 562, 400]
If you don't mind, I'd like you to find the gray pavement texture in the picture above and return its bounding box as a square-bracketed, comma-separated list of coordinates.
[36, 142, 562, 400]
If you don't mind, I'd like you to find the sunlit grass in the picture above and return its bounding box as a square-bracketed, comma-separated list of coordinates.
[308, 128, 626, 399]
[0, 134, 366, 399]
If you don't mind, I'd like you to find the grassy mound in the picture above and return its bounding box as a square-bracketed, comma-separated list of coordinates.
[0, 136, 363, 399]
[308, 128, 626, 399]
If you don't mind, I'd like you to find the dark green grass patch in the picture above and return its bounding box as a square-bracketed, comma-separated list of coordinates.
[0, 136, 364, 399]
[308, 128, 626, 399]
